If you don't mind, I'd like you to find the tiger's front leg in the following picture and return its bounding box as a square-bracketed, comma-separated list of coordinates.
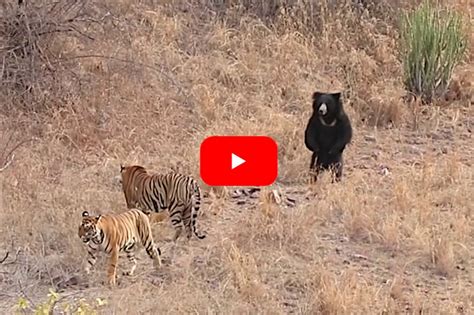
[107, 247, 119, 287]
[85, 246, 97, 275]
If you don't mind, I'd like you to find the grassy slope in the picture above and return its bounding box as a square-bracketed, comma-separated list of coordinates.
[0, 1, 472, 314]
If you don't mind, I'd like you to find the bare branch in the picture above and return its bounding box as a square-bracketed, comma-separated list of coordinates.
[0, 137, 35, 172]
[1, 131, 15, 160]
[0, 154, 14, 172]
[1, 247, 22, 265]
[18, 280, 37, 310]
[0, 251, 9, 264]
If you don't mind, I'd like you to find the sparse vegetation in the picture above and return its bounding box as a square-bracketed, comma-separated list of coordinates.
[400, 0, 467, 103]
[0, 0, 472, 314]
[14, 289, 105, 314]
[0, 0, 94, 113]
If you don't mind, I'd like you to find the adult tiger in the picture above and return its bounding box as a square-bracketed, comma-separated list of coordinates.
[119, 164, 206, 241]
[78, 209, 162, 286]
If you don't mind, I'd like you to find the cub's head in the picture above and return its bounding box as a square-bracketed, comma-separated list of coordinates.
[78, 211, 101, 243]
[312, 91, 343, 123]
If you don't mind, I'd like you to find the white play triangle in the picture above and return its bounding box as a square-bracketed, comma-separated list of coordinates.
[231, 153, 246, 170]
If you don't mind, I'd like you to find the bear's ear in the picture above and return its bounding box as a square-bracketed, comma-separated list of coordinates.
[312, 91, 323, 101]
[331, 92, 342, 102]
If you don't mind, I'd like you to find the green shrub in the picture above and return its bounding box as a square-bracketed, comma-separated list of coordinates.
[400, 0, 467, 103]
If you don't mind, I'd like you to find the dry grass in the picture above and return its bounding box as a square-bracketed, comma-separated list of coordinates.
[0, 0, 472, 314]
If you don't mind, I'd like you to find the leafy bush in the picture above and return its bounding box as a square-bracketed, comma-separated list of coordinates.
[400, 0, 467, 103]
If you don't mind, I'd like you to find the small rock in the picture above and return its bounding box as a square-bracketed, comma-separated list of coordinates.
[407, 145, 424, 155]
[339, 236, 349, 243]
[364, 135, 377, 142]
[351, 253, 369, 261]
[285, 197, 296, 207]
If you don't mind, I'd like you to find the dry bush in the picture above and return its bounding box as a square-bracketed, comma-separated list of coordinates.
[181, 0, 412, 31]
[309, 267, 379, 314]
[224, 241, 266, 302]
[0, 0, 97, 113]
[158, 0, 414, 127]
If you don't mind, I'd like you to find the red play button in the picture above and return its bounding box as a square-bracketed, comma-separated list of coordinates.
[200, 136, 278, 186]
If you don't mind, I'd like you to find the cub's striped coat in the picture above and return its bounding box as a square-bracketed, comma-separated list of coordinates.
[78, 209, 162, 286]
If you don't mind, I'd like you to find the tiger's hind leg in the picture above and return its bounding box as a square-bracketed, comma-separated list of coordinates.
[139, 216, 163, 269]
[186, 185, 206, 240]
[182, 204, 193, 240]
[146, 244, 162, 269]
[169, 204, 186, 242]
[123, 250, 137, 276]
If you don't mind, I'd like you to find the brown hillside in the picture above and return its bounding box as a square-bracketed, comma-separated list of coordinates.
[0, 0, 472, 313]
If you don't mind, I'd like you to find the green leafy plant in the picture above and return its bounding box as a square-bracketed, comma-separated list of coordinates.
[400, 0, 467, 103]
[34, 289, 59, 315]
[15, 289, 106, 315]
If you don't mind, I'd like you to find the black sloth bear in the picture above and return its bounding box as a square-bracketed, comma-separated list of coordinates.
[304, 91, 353, 182]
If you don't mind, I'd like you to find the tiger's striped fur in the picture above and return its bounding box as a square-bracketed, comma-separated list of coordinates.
[78, 209, 162, 286]
[120, 164, 206, 242]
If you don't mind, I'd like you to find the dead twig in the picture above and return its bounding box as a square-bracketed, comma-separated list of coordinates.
[2, 247, 22, 265]
[0, 137, 35, 172]
[18, 280, 37, 310]
[0, 154, 14, 172]
[0, 251, 9, 263]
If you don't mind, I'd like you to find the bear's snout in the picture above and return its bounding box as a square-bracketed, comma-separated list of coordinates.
[318, 103, 328, 116]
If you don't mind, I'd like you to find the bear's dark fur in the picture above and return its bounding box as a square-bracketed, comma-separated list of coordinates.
[304, 91, 353, 182]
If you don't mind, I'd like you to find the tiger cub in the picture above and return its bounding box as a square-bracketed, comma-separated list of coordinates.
[78, 209, 162, 286]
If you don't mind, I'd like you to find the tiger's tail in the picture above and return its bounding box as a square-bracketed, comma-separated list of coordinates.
[191, 181, 206, 239]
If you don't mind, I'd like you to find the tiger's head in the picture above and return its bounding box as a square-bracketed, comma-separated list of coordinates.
[119, 164, 147, 208]
[78, 211, 102, 243]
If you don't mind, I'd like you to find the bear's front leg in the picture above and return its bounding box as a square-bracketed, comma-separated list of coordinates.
[309, 152, 320, 183]
[331, 155, 344, 182]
